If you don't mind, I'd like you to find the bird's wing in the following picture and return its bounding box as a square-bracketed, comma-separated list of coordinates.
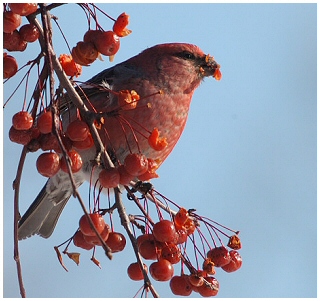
[57, 66, 116, 115]
[18, 63, 142, 240]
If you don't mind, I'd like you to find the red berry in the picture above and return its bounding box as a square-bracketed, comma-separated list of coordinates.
[153, 220, 177, 243]
[3, 53, 18, 78]
[39, 133, 59, 151]
[71, 41, 98, 66]
[207, 246, 231, 267]
[124, 153, 148, 176]
[113, 12, 132, 37]
[188, 272, 205, 287]
[174, 228, 188, 245]
[9, 3, 38, 16]
[149, 259, 174, 281]
[227, 234, 242, 250]
[182, 217, 196, 236]
[9, 126, 32, 145]
[161, 243, 181, 264]
[138, 236, 162, 260]
[148, 127, 168, 151]
[66, 119, 89, 142]
[73, 230, 94, 250]
[3, 11, 21, 34]
[27, 139, 41, 152]
[127, 262, 147, 281]
[60, 150, 83, 173]
[79, 213, 105, 236]
[105, 231, 126, 253]
[12, 111, 33, 130]
[37, 111, 53, 134]
[83, 29, 101, 43]
[93, 31, 120, 56]
[170, 275, 192, 296]
[72, 133, 94, 149]
[136, 233, 154, 247]
[174, 207, 189, 227]
[137, 158, 159, 181]
[198, 276, 219, 297]
[117, 89, 140, 110]
[3, 30, 27, 52]
[84, 223, 111, 246]
[117, 165, 134, 185]
[52, 134, 73, 153]
[58, 54, 82, 78]
[30, 126, 41, 139]
[19, 24, 39, 42]
[202, 258, 216, 275]
[36, 152, 60, 177]
[221, 250, 242, 273]
[98, 168, 120, 188]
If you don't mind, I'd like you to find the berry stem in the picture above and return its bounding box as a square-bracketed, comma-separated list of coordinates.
[125, 186, 155, 226]
[194, 213, 240, 235]
[87, 3, 116, 22]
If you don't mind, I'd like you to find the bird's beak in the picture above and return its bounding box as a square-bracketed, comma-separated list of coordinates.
[199, 54, 222, 81]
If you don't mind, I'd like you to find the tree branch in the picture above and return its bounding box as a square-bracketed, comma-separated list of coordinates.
[114, 188, 159, 297]
[13, 147, 28, 298]
[39, 3, 113, 259]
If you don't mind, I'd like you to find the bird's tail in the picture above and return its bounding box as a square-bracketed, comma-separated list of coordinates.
[18, 153, 88, 240]
[18, 181, 71, 240]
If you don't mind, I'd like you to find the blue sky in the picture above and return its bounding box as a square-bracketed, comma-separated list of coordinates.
[3, 3, 317, 298]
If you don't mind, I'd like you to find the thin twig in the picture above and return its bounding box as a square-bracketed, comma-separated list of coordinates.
[128, 181, 178, 216]
[114, 188, 159, 297]
[125, 186, 155, 226]
[12, 49, 50, 301]
[13, 148, 28, 298]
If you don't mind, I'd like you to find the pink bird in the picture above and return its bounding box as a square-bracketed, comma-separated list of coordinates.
[18, 43, 221, 240]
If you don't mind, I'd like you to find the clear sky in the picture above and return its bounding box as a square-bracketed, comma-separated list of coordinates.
[3, 3, 317, 298]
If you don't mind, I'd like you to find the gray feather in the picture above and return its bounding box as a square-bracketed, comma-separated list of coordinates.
[18, 171, 84, 240]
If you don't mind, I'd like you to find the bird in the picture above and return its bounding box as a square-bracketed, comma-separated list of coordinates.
[17, 43, 221, 240]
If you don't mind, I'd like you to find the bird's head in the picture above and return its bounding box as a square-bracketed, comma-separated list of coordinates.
[131, 43, 221, 94]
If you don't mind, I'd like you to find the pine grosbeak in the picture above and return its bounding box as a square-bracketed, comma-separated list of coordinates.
[18, 43, 221, 239]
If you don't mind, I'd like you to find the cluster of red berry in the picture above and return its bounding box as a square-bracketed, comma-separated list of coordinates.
[69, 196, 242, 297]
[72, 12, 130, 66]
[9, 110, 83, 176]
[4, 4, 131, 80]
[57, 12, 131, 79]
[73, 212, 126, 252]
[3, 3, 40, 78]
[125, 207, 242, 297]
[9, 109, 165, 183]
[9, 109, 242, 297]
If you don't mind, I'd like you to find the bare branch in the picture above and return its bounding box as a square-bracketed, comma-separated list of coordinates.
[114, 188, 159, 297]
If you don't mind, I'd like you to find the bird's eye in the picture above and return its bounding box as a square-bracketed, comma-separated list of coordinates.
[177, 51, 196, 60]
